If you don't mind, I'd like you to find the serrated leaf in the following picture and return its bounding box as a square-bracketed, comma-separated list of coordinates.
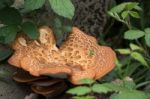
[79, 78, 95, 85]
[129, 43, 143, 51]
[67, 86, 91, 95]
[49, 0, 75, 19]
[131, 52, 148, 67]
[124, 30, 145, 40]
[24, 0, 45, 11]
[0, 7, 22, 25]
[129, 11, 140, 18]
[0, 25, 19, 44]
[0, 44, 13, 61]
[110, 90, 149, 99]
[92, 84, 113, 93]
[121, 11, 129, 19]
[116, 49, 131, 55]
[22, 21, 39, 40]
[144, 28, 150, 47]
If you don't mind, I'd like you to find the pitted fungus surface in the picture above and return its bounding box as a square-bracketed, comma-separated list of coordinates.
[8, 26, 116, 84]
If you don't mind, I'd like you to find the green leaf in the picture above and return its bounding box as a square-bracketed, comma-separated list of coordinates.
[67, 86, 91, 95]
[121, 11, 129, 19]
[0, 0, 14, 10]
[110, 2, 128, 13]
[131, 52, 148, 67]
[0, 7, 22, 25]
[0, 25, 19, 44]
[110, 90, 149, 99]
[126, 2, 139, 10]
[129, 43, 143, 51]
[0, 45, 13, 61]
[79, 78, 95, 85]
[92, 83, 129, 94]
[144, 28, 150, 47]
[129, 11, 140, 18]
[134, 6, 142, 11]
[108, 12, 123, 22]
[24, 0, 45, 11]
[92, 84, 113, 93]
[49, 0, 75, 19]
[22, 21, 39, 40]
[116, 49, 131, 55]
[124, 30, 145, 40]
[110, 2, 138, 13]
[123, 78, 136, 90]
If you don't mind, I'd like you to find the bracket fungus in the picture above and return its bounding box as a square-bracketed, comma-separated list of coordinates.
[8, 26, 116, 84]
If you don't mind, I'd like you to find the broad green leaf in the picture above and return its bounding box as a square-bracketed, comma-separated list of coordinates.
[110, 90, 149, 99]
[124, 30, 145, 40]
[110, 2, 138, 13]
[129, 11, 140, 18]
[49, 0, 75, 19]
[121, 11, 129, 19]
[67, 86, 91, 95]
[108, 12, 123, 22]
[144, 28, 150, 47]
[22, 21, 39, 40]
[116, 49, 131, 55]
[129, 43, 143, 51]
[92, 84, 113, 93]
[131, 52, 148, 67]
[126, 2, 139, 10]
[92, 83, 128, 94]
[0, 44, 13, 61]
[79, 78, 95, 85]
[110, 2, 128, 13]
[24, 0, 45, 11]
[0, 25, 19, 44]
[134, 6, 142, 11]
[0, 7, 22, 25]
[0, 0, 14, 10]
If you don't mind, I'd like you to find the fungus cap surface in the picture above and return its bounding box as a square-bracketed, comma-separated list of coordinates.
[8, 26, 116, 84]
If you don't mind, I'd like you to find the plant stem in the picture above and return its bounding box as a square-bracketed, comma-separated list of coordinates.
[124, 57, 131, 77]
[136, 81, 150, 89]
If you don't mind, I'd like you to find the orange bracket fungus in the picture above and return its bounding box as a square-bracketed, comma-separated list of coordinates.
[8, 26, 116, 84]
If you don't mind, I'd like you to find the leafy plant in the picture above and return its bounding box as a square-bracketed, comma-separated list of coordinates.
[0, 0, 75, 44]
[116, 43, 148, 67]
[106, 1, 150, 94]
[67, 78, 150, 99]
[23, 0, 75, 19]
